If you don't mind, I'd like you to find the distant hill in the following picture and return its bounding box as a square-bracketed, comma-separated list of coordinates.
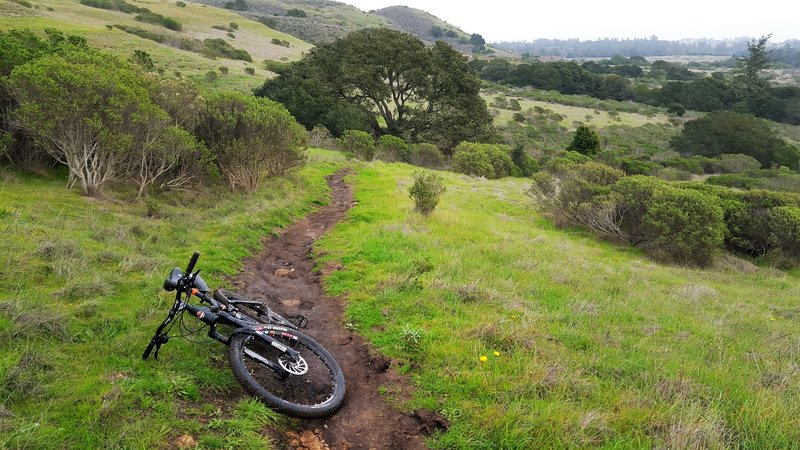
[0, 0, 311, 90]
[372, 5, 471, 51]
[190, 0, 391, 44]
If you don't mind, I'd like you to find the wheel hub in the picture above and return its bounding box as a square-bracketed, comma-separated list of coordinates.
[278, 354, 309, 375]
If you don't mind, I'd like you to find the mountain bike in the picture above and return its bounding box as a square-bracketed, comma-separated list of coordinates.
[143, 251, 346, 418]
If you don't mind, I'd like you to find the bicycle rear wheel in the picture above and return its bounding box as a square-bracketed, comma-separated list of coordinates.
[228, 328, 345, 418]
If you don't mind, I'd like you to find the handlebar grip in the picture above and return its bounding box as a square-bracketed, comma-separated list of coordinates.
[186, 251, 200, 274]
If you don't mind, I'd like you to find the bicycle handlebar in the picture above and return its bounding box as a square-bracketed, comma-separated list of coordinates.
[186, 251, 200, 274]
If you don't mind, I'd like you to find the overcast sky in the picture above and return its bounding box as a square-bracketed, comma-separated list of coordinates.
[342, 0, 799, 42]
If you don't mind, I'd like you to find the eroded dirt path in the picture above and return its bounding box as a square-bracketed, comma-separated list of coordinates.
[229, 169, 443, 450]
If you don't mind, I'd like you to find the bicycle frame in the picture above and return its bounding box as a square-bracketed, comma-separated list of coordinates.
[146, 284, 301, 379]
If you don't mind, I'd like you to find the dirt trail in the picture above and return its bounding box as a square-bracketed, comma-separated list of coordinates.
[229, 169, 445, 450]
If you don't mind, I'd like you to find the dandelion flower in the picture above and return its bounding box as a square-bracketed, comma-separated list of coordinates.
[479, 355, 488, 362]
[493, 351, 500, 357]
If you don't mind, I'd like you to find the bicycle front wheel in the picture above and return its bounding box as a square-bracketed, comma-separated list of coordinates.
[228, 328, 346, 418]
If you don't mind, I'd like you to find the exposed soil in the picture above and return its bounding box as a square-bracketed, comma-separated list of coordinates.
[228, 169, 445, 450]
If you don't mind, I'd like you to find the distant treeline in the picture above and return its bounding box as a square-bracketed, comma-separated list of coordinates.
[492, 37, 753, 58]
[492, 38, 800, 67]
[470, 55, 800, 125]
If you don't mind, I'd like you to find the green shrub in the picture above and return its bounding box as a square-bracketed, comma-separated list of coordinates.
[706, 173, 763, 190]
[410, 143, 445, 169]
[667, 102, 685, 116]
[135, 11, 182, 31]
[218, 65, 229, 75]
[408, 170, 446, 215]
[176, 1, 185, 6]
[620, 158, 661, 175]
[563, 151, 591, 164]
[286, 8, 306, 17]
[726, 190, 800, 255]
[511, 145, 538, 177]
[204, 70, 218, 82]
[80, 0, 140, 13]
[655, 167, 692, 181]
[611, 176, 671, 242]
[114, 25, 164, 43]
[451, 143, 494, 178]
[567, 125, 601, 155]
[244, 67, 255, 75]
[376, 135, 409, 162]
[712, 153, 762, 173]
[640, 188, 725, 265]
[196, 91, 306, 191]
[663, 155, 708, 174]
[768, 206, 800, 261]
[529, 162, 625, 236]
[340, 130, 375, 161]
[485, 144, 515, 178]
[542, 157, 577, 173]
[201, 39, 252, 61]
[129, 49, 154, 71]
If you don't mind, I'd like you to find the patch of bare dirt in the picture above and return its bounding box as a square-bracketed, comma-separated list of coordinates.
[230, 169, 440, 449]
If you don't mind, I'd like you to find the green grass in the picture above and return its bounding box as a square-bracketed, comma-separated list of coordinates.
[0, 0, 311, 91]
[0, 149, 345, 448]
[316, 161, 800, 448]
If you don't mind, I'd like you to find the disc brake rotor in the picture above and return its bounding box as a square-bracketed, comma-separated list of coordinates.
[278, 354, 309, 375]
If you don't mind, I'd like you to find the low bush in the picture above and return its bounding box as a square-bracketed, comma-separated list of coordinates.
[451, 143, 494, 178]
[135, 11, 182, 31]
[410, 143, 446, 169]
[408, 170, 446, 215]
[768, 206, 800, 261]
[663, 155, 709, 174]
[712, 153, 762, 173]
[114, 24, 164, 43]
[511, 145, 538, 177]
[201, 38, 252, 62]
[640, 188, 725, 265]
[80, 0, 140, 13]
[620, 158, 661, 175]
[725, 190, 800, 255]
[706, 173, 763, 190]
[529, 162, 625, 238]
[376, 135, 409, 163]
[197, 91, 306, 191]
[655, 167, 692, 181]
[308, 125, 336, 149]
[451, 142, 515, 179]
[340, 130, 375, 161]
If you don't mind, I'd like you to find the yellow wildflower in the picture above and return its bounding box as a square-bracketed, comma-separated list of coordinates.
[493, 351, 500, 357]
[479, 355, 488, 362]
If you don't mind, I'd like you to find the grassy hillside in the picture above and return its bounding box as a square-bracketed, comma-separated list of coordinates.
[0, 0, 311, 90]
[0, 149, 345, 448]
[192, 0, 391, 44]
[316, 161, 800, 448]
[484, 92, 676, 129]
[373, 5, 469, 50]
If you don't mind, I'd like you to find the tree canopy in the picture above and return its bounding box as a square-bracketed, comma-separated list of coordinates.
[670, 111, 799, 169]
[255, 28, 493, 151]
